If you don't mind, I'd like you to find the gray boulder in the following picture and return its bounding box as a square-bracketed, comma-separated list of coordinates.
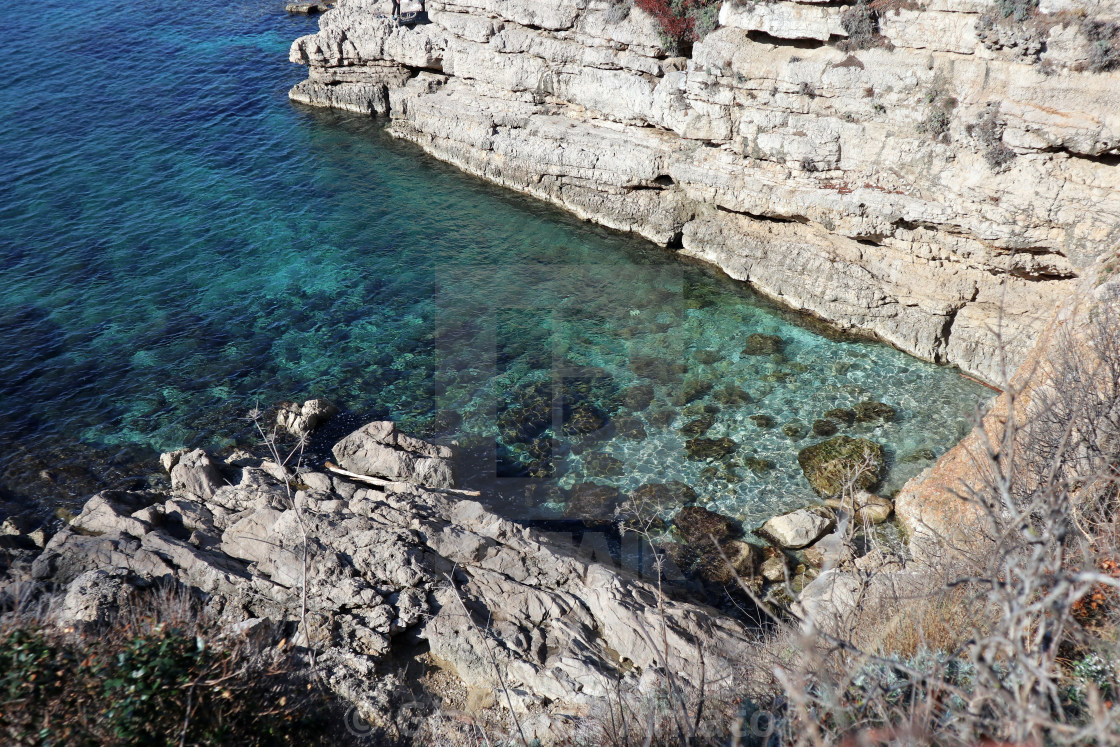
[758, 508, 835, 549]
[277, 398, 338, 436]
[332, 420, 455, 488]
[170, 449, 224, 499]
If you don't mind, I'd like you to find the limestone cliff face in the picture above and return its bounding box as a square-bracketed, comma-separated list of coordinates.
[289, 0, 1120, 384]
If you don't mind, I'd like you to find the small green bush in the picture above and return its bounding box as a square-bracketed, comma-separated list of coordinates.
[0, 620, 333, 746]
[1086, 20, 1120, 72]
[995, 0, 1038, 23]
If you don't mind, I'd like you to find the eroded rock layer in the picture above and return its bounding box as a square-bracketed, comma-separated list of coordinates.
[289, 0, 1120, 383]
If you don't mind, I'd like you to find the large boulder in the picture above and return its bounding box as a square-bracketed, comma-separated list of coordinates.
[797, 436, 884, 496]
[758, 508, 835, 550]
[170, 449, 224, 499]
[332, 421, 455, 488]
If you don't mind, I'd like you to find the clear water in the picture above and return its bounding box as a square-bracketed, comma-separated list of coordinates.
[0, 0, 991, 526]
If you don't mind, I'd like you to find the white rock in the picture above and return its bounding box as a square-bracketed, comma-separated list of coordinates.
[759, 508, 835, 549]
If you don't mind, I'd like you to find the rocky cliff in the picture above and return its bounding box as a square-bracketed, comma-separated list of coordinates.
[289, 0, 1120, 385]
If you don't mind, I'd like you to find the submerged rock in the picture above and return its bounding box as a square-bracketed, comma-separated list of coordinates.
[613, 415, 647, 440]
[563, 403, 607, 435]
[564, 482, 621, 519]
[796, 436, 885, 496]
[742, 456, 775, 473]
[692, 349, 725, 365]
[782, 420, 808, 440]
[812, 419, 839, 437]
[583, 452, 624, 478]
[712, 385, 752, 406]
[629, 355, 686, 384]
[900, 447, 937, 463]
[498, 402, 552, 443]
[742, 333, 784, 356]
[822, 408, 856, 426]
[854, 400, 897, 423]
[680, 414, 716, 437]
[674, 506, 742, 545]
[749, 414, 775, 428]
[670, 379, 714, 406]
[628, 481, 698, 512]
[622, 384, 655, 411]
[685, 437, 738, 461]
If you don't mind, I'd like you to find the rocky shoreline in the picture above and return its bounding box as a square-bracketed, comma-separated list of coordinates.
[287, 0, 1120, 386]
[0, 399, 924, 739]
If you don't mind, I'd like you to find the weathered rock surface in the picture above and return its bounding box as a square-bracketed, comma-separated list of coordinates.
[276, 397, 338, 436]
[897, 266, 1120, 562]
[22, 422, 754, 735]
[758, 508, 835, 550]
[823, 490, 893, 525]
[332, 419, 455, 488]
[289, 0, 1120, 384]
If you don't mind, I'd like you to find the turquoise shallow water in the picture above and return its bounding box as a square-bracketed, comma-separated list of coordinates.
[0, 0, 991, 525]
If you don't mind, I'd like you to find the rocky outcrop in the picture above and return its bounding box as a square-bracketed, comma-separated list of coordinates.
[896, 262, 1120, 562]
[289, 0, 1120, 383]
[19, 423, 754, 736]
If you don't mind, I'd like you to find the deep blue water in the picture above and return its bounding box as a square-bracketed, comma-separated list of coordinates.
[0, 0, 990, 525]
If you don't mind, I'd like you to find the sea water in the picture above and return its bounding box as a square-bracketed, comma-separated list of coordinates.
[0, 0, 991, 526]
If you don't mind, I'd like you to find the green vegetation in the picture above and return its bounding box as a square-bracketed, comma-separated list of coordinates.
[0, 615, 333, 746]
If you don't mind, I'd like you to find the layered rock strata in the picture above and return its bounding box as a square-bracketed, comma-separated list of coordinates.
[289, 0, 1120, 383]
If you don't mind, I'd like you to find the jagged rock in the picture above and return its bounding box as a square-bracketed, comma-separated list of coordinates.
[159, 448, 187, 473]
[797, 436, 885, 496]
[286, 1, 333, 13]
[170, 449, 224, 500]
[332, 420, 455, 488]
[759, 554, 787, 582]
[277, 398, 338, 436]
[57, 569, 134, 626]
[758, 508, 835, 550]
[24, 429, 756, 732]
